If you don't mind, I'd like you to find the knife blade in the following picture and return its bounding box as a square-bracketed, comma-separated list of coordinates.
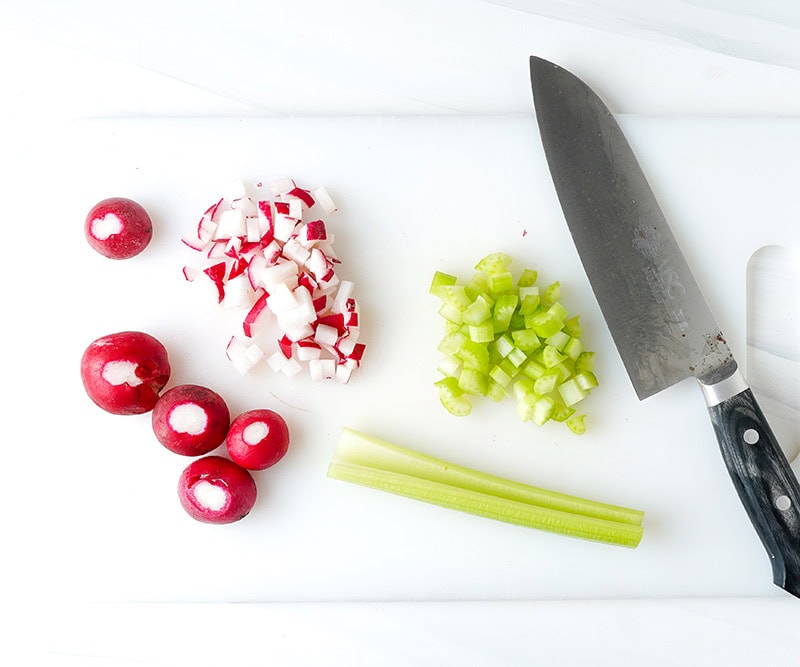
[529, 55, 800, 598]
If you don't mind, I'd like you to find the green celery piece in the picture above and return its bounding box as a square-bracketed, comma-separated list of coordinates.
[517, 268, 538, 287]
[474, 252, 513, 276]
[527, 311, 562, 338]
[542, 281, 561, 307]
[488, 271, 514, 294]
[458, 367, 489, 395]
[563, 335, 584, 361]
[511, 328, 540, 353]
[435, 377, 472, 416]
[429, 271, 457, 296]
[468, 322, 495, 344]
[574, 351, 595, 374]
[558, 377, 588, 406]
[542, 344, 567, 368]
[545, 330, 571, 352]
[531, 395, 555, 426]
[462, 295, 492, 325]
[329, 428, 645, 543]
[562, 315, 582, 338]
[486, 379, 508, 402]
[566, 414, 587, 435]
[493, 293, 519, 331]
[457, 340, 490, 372]
[438, 330, 468, 355]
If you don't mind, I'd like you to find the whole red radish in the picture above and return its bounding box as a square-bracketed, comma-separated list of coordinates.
[80, 331, 170, 415]
[85, 197, 153, 259]
[177, 455, 257, 524]
[152, 384, 230, 456]
[226, 409, 290, 470]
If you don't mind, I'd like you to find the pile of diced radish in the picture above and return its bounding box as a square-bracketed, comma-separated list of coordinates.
[182, 179, 365, 383]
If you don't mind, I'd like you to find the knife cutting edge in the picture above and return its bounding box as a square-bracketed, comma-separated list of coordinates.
[529, 56, 800, 598]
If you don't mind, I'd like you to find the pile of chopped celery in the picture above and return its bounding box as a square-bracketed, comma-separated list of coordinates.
[328, 428, 644, 547]
[430, 253, 597, 434]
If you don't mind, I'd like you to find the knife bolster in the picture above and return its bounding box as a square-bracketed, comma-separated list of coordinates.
[699, 368, 748, 407]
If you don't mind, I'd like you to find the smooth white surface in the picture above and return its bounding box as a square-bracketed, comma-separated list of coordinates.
[4, 0, 800, 117]
[3, 2, 800, 663]
[8, 113, 795, 606]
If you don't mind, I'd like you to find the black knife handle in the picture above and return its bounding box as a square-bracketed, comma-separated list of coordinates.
[705, 379, 800, 598]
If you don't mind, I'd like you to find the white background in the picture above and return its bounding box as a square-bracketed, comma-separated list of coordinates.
[3, 1, 800, 665]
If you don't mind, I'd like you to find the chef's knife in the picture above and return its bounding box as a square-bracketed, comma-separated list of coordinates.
[529, 56, 800, 597]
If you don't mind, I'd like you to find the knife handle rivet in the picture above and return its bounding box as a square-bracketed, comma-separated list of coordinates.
[743, 428, 760, 445]
[776, 495, 792, 512]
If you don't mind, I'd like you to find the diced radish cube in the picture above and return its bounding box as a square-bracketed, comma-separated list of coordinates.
[233, 196, 258, 217]
[287, 186, 315, 208]
[287, 198, 303, 220]
[273, 213, 298, 242]
[203, 262, 228, 303]
[181, 234, 206, 252]
[293, 285, 317, 323]
[266, 282, 298, 314]
[261, 260, 299, 292]
[278, 334, 293, 359]
[349, 343, 366, 362]
[281, 322, 315, 342]
[304, 219, 327, 243]
[214, 209, 247, 240]
[269, 179, 295, 196]
[226, 336, 265, 375]
[309, 358, 336, 381]
[228, 256, 249, 280]
[332, 280, 354, 313]
[243, 291, 270, 338]
[245, 216, 261, 243]
[223, 274, 254, 309]
[314, 323, 339, 347]
[281, 358, 303, 377]
[282, 237, 311, 266]
[296, 341, 322, 361]
[224, 236, 242, 258]
[312, 294, 328, 313]
[335, 363, 353, 384]
[313, 186, 337, 214]
[183, 266, 200, 282]
[247, 253, 268, 291]
[336, 331, 360, 357]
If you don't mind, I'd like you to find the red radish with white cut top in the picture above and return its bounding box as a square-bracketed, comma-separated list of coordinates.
[177, 455, 257, 524]
[151, 384, 230, 456]
[181, 179, 365, 382]
[226, 409, 290, 471]
[85, 197, 153, 259]
[80, 331, 171, 415]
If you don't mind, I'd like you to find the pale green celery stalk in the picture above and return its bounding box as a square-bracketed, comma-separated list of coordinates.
[328, 461, 643, 548]
[332, 428, 644, 529]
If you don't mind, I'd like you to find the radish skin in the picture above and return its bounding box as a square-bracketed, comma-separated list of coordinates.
[80, 331, 170, 415]
[85, 197, 153, 260]
[152, 384, 230, 456]
[226, 409, 290, 471]
[177, 456, 257, 524]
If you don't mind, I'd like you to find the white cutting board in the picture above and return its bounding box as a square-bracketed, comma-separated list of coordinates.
[27, 114, 800, 603]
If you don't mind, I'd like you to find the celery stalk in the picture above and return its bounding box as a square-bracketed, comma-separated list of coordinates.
[332, 428, 645, 529]
[328, 462, 643, 547]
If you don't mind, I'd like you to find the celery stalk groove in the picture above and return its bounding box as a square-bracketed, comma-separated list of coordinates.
[329, 428, 644, 547]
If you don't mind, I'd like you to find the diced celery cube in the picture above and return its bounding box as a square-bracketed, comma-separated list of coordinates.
[566, 414, 587, 434]
[468, 322, 495, 343]
[563, 315, 582, 338]
[462, 296, 492, 325]
[493, 334, 515, 358]
[575, 371, 599, 391]
[488, 271, 514, 294]
[511, 328, 541, 353]
[563, 336, 584, 360]
[517, 268, 538, 287]
[558, 378, 588, 406]
[531, 396, 555, 426]
[545, 330, 571, 351]
[429, 271, 457, 296]
[506, 346, 528, 368]
[574, 351, 595, 373]
[533, 371, 559, 395]
[438, 330, 468, 354]
[542, 345, 567, 368]
[459, 368, 489, 395]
